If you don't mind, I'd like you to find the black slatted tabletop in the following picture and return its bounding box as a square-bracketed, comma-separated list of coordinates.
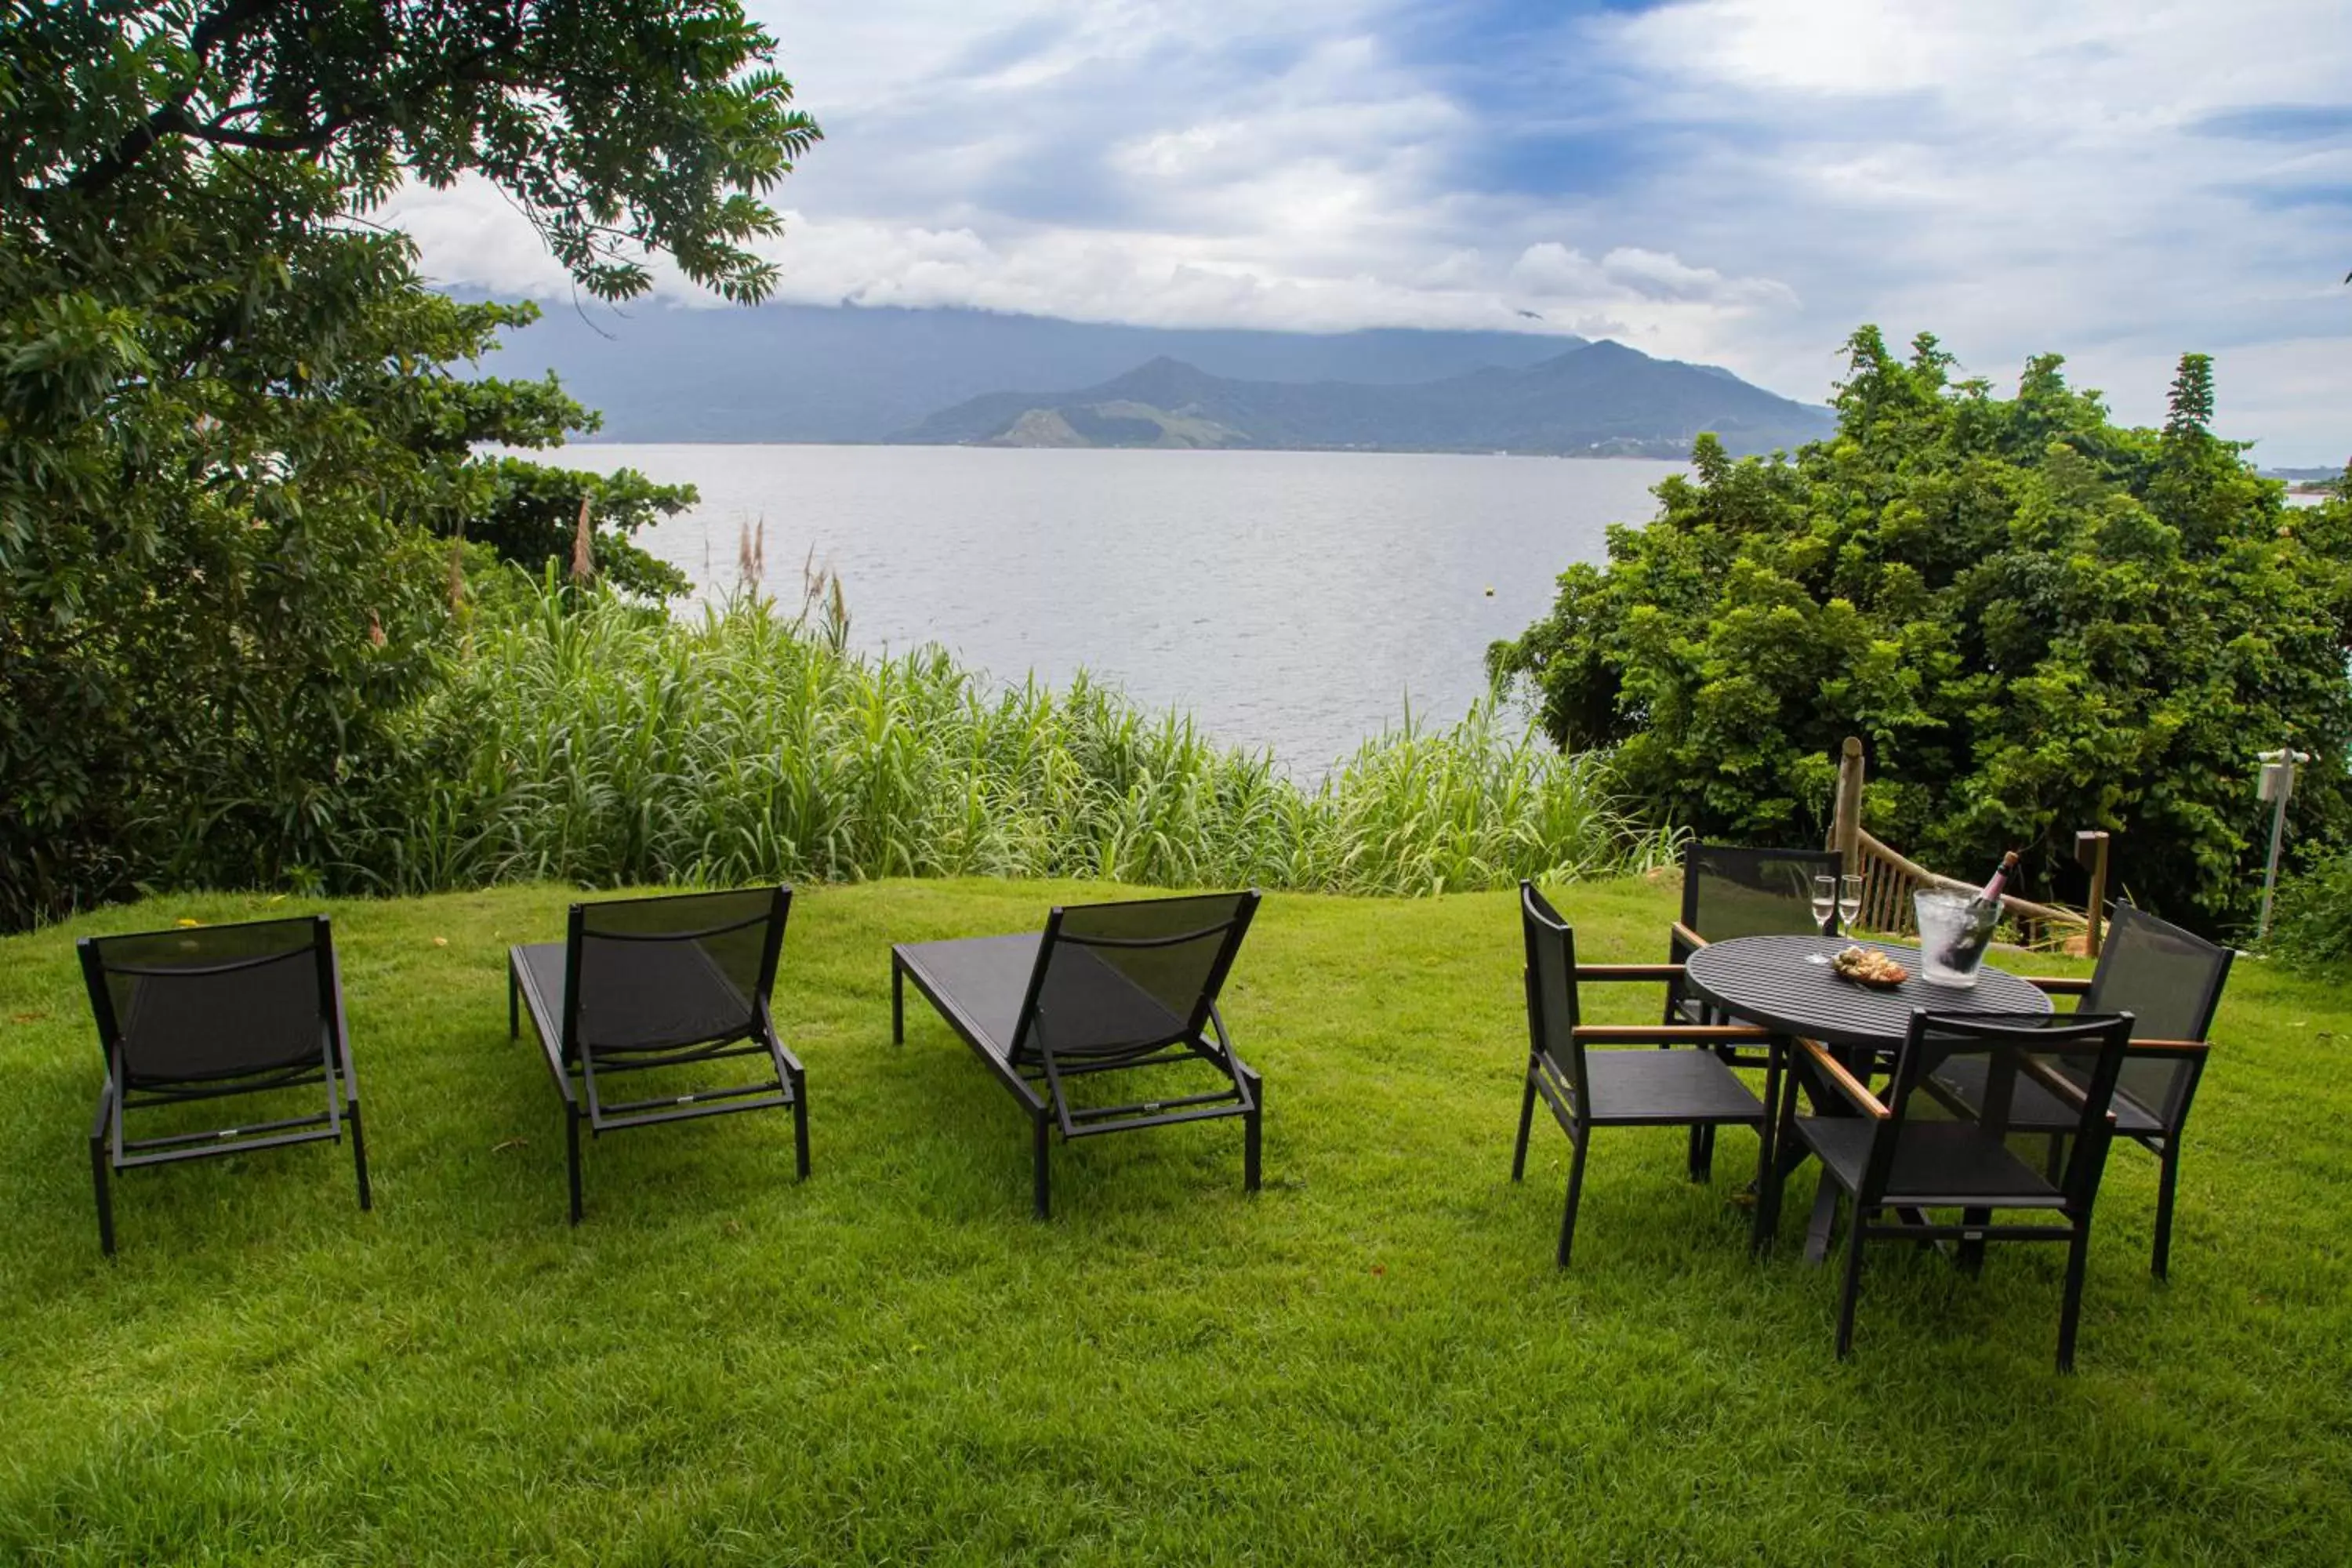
[1683, 935, 2050, 1049]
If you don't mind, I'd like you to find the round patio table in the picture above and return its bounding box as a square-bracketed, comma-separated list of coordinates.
[1683, 934, 2049, 1050]
[1683, 934, 2051, 1260]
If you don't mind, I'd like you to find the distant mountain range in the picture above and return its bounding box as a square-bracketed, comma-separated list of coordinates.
[893, 340, 1832, 456]
[474, 299, 1830, 456]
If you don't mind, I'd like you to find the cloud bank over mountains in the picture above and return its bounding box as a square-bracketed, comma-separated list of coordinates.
[387, 0, 2352, 463]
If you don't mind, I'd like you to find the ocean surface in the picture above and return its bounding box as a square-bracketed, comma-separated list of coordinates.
[596, 445, 1682, 770]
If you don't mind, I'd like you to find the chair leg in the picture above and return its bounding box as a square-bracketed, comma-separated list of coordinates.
[790, 1066, 811, 1181]
[509, 965, 520, 1039]
[2056, 1225, 2092, 1373]
[349, 1098, 373, 1212]
[1957, 1207, 1990, 1276]
[2152, 1141, 2180, 1280]
[1510, 1057, 1538, 1181]
[91, 1132, 116, 1258]
[1243, 1067, 1263, 1195]
[1688, 1124, 1715, 1183]
[891, 958, 905, 1045]
[1555, 1127, 1589, 1269]
[565, 1107, 584, 1225]
[1835, 1203, 1867, 1359]
[1032, 1111, 1052, 1221]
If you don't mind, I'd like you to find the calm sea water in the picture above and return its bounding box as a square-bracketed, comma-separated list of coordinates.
[593, 445, 1682, 769]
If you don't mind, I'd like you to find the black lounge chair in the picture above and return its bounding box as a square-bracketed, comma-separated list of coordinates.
[1511, 882, 1779, 1267]
[78, 915, 368, 1256]
[509, 886, 805, 1224]
[1766, 1009, 2135, 1370]
[1986, 903, 2230, 1276]
[890, 891, 1263, 1218]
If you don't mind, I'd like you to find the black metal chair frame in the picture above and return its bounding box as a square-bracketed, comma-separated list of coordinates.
[2021, 902, 2232, 1277]
[509, 886, 807, 1224]
[891, 892, 1264, 1220]
[78, 916, 368, 1256]
[1511, 881, 1781, 1267]
[1765, 1007, 2135, 1371]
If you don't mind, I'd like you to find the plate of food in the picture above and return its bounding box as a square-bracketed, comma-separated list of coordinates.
[1828, 945, 1909, 989]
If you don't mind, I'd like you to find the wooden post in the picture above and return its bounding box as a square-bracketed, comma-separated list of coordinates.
[2074, 830, 2111, 958]
[1828, 737, 1865, 866]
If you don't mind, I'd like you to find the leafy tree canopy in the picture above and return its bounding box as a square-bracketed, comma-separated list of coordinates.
[0, 0, 814, 926]
[1490, 327, 2352, 930]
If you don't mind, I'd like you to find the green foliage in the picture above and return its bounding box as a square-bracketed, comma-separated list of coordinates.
[335, 576, 1676, 899]
[2265, 848, 2352, 971]
[1490, 328, 2352, 931]
[0, 0, 811, 927]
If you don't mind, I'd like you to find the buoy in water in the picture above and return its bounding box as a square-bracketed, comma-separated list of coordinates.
[1483, 586, 1495, 597]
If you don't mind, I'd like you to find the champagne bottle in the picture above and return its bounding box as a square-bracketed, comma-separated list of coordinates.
[1976, 850, 2020, 910]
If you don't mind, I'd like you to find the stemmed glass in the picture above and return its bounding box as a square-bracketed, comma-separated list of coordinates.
[1838, 874, 1864, 934]
[1810, 874, 1838, 935]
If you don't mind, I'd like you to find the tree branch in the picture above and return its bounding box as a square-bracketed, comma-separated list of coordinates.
[56, 0, 292, 197]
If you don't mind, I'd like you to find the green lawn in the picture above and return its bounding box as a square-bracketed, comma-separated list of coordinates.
[2, 877, 2347, 1564]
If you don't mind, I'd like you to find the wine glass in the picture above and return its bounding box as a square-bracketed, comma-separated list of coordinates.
[1838, 873, 1864, 933]
[1810, 874, 1837, 935]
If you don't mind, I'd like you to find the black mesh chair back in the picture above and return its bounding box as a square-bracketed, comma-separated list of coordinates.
[1789, 1008, 2134, 1368]
[76, 915, 366, 1254]
[82, 916, 335, 1090]
[1884, 1011, 2134, 1206]
[1014, 891, 1260, 1065]
[2082, 903, 2232, 1124]
[565, 887, 789, 1061]
[1681, 843, 1842, 941]
[1520, 882, 1590, 1110]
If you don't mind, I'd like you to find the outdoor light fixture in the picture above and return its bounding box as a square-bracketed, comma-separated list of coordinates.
[2256, 746, 2312, 939]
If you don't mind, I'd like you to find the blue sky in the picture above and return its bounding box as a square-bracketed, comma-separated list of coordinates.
[392, 0, 2352, 463]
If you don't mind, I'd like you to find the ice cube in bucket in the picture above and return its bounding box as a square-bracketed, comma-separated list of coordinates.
[1914, 889, 1999, 987]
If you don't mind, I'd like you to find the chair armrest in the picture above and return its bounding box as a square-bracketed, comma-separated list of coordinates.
[91, 1073, 116, 1140]
[2025, 975, 2093, 995]
[2016, 1055, 2091, 1110]
[329, 945, 361, 1102]
[757, 999, 806, 1076]
[1795, 1038, 1889, 1120]
[1573, 1024, 1769, 1046]
[1671, 922, 1708, 951]
[2128, 1038, 2209, 1055]
[1576, 963, 1685, 982]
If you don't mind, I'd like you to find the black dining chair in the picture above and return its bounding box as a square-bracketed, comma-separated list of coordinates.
[78, 915, 368, 1255]
[1994, 903, 2232, 1277]
[1664, 843, 1842, 1171]
[1766, 1008, 2135, 1371]
[1512, 881, 1778, 1267]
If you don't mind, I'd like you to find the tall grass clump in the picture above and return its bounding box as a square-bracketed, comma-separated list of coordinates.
[343, 578, 1674, 899]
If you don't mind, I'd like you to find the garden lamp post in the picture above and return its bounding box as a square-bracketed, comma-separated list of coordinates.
[2256, 746, 2311, 939]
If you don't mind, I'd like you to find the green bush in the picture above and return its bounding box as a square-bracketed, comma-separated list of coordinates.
[2265, 851, 2352, 971]
[1490, 328, 2352, 931]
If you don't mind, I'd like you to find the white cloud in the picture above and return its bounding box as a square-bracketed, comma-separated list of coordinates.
[383, 0, 2352, 461]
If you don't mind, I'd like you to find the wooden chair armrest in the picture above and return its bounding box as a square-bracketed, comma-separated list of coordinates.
[2017, 1054, 2092, 1110]
[2025, 975, 2093, 995]
[1795, 1038, 1889, 1120]
[1671, 921, 1708, 951]
[1572, 1025, 1771, 1046]
[1576, 963, 1686, 982]
[2127, 1037, 2209, 1054]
